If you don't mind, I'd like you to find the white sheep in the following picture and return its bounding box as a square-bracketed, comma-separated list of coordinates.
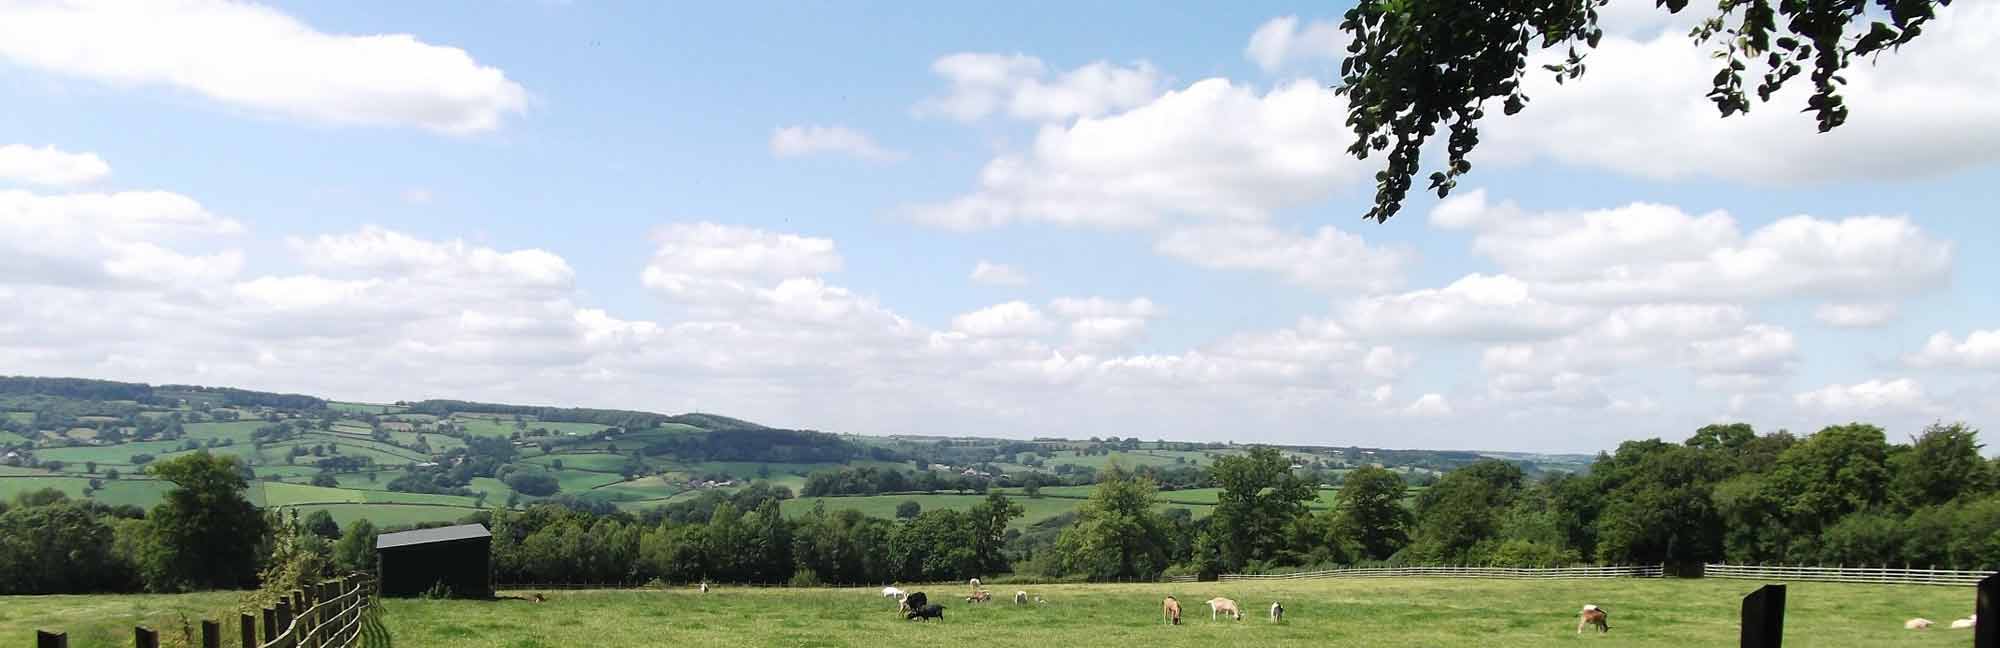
[1015, 591, 1028, 605]
[1951, 615, 1977, 630]
[882, 586, 905, 598]
[1906, 618, 1934, 630]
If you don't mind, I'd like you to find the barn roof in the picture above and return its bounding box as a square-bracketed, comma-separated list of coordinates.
[376, 523, 491, 549]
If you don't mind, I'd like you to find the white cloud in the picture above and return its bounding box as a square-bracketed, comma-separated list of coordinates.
[0, 0, 527, 134]
[1048, 297, 1158, 349]
[1049, 297, 1158, 319]
[1795, 378, 1930, 414]
[952, 301, 1051, 338]
[1480, 3, 2000, 183]
[1245, 16, 1348, 72]
[769, 125, 905, 162]
[1155, 223, 1409, 292]
[642, 223, 841, 280]
[1907, 330, 2000, 370]
[0, 144, 110, 186]
[1432, 190, 1953, 305]
[915, 53, 1162, 122]
[969, 260, 1029, 286]
[0, 189, 244, 288]
[1341, 274, 1592, 341]
[1404, 393, 1453, 417]
[290, 226, 572, 290]
[909, 79, 1366, 230]
[1814, 303, 1898, 328]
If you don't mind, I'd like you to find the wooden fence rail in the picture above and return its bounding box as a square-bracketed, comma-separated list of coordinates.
[1704, 564, 1995, 587]
[32, 574, 377, 648]
[1218, 564, 1665, 582]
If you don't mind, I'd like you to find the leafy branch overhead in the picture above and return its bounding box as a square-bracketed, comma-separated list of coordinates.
[1336, 0, 1952, 223]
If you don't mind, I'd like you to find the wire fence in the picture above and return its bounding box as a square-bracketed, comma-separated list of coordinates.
[1217, 564, 1665, 582]
[1703, 563, 1994, 587]
[33, 574, 379, 648]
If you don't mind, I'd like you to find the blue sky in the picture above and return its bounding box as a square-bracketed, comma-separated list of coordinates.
[2, 1, 1997, 452]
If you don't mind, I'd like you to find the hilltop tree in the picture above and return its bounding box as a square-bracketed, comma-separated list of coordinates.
[143, 453, 267, 590]
[1049, 466, 1172, 580]
[304, 509, 341, 540]
[895, 500, 922, 520]
[1329, 465, 1412, 560]
[1337, 0, 1954, 222]
[1404, 460, 1524, 563]
[1199, 447, 1317, 571]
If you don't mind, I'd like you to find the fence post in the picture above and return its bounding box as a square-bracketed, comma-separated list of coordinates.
[1740, 584, 1785, 648]
[1978, 572, 1998, 648]
[200, 620, 219, 648]
[262, 606, 278, 644]
[241, 614, 257, 648]
[35, 630, 67, 648]
[133, 626, 158, 648]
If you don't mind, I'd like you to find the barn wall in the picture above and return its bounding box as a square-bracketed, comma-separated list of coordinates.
[379, 537, 492, 598]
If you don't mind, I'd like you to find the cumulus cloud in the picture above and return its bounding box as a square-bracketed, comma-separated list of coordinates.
[969, 260, 1029, 286]
[1907, 330, 2000, 370]
[0, 144, 110, 186]
[0, 0, 527, 134]
[915, 53, 1162, 122]
[1341, 274, 1593, 341]
[0, 189, 244, 289]
[1245, 16, 1348, 72]
[1795, 378, 1931, 414]
[769, 125, 905, 162]
[1432, 190, 1953, 305]
[1479, 3, 2000, 183]
[1155, 223, 1409, 292]
[1814, 303, 1898, 328]
[909, 79, 1366, 230]
[952, 301, 1052, 338]
[1404, 393, 1453, 417]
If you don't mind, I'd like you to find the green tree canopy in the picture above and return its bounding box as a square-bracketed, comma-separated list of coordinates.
[1200, 447, 1318, 571]
[1330, 465, 1411, 560]
[1050, 465, 1172, 580]
[145, 452, 267, 590]
[1337, 0, 1953, 222]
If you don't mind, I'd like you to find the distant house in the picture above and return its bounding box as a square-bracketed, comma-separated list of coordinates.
[376, 523, 492, 599]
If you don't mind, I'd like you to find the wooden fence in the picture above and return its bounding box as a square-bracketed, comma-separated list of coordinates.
[1704, 563, 1995, 587]
[1217, 564, 1665, 582]
[33, 574, 378, 648]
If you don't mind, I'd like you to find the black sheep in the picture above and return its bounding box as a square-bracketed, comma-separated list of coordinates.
[904, 592, 928, 609]
[906, 604, 946, 621]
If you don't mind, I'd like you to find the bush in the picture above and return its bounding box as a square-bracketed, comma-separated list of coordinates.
[505, 472, 560, 497]
[788, 567, 821, 587]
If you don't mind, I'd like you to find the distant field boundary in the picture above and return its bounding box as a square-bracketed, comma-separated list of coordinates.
[1704, 563, 1994, 587]
[1219, 564, 1665, 581]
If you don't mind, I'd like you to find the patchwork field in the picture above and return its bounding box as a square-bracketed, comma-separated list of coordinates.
[6, 579, 1970, 648]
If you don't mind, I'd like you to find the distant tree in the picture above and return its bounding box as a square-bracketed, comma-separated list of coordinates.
[311, 472, 339, 488]
[1049, 466, 1172, 580]
[104, 469, 120, 480]
[895, 500, 922, 520]
[549, 459, 564, 470]
[142, 453, 267, 590]
[505, 472, 560, 497]
[84, 461, 96, 474]
[968, 492, 1023, 574]
[1199, 447, 1317, 571]
[1330, 465, 1412, 560]
[303, 509, 341, 540]
[1891, 422, 1994, 511]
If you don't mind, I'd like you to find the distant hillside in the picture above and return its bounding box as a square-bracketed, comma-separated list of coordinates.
[0, 375, 1578, 530]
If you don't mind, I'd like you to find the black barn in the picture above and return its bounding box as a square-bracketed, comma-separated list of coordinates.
[376, 523, 492, 598]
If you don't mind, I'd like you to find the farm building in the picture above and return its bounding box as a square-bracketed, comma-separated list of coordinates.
[376, 523, 493, 598]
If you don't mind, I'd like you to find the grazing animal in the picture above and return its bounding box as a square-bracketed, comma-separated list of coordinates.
[1163, 596, 1182, 625]
[529, 593, 546, 603]
[966, 590, 992, 603]
[903, 592, 928, 614]
[907, 604, 946, 621]
[970, 578, 981, 589]
[1207, 597, 1241, 621]
[1034, 596, 1046, 604]
[1906, 618, 1934, 630]
[1270, 601, 1284, 622]
[883, 586, 905, 598]
[1578, 605, 1609, 634]
[1951, 616, 1977, 630]
[1016, 591, 1028, 605]
[698, 582, 709, 594]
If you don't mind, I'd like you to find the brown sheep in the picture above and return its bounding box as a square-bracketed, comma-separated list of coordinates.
[1578, 605, 1610, 634]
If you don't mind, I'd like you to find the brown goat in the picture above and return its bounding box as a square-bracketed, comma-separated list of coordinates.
[1578, 605, 1610, 634]
[1163, 596, 1182, 625]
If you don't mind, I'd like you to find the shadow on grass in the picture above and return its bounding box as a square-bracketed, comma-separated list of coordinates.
[359, 606, 392, 648]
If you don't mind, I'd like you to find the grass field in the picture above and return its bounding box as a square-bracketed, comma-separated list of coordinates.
[396, 579, 1966, 647]
[0, 578, 1978, 647]
[781, 494, 1092, 528]
[282, 502, 485, 527]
